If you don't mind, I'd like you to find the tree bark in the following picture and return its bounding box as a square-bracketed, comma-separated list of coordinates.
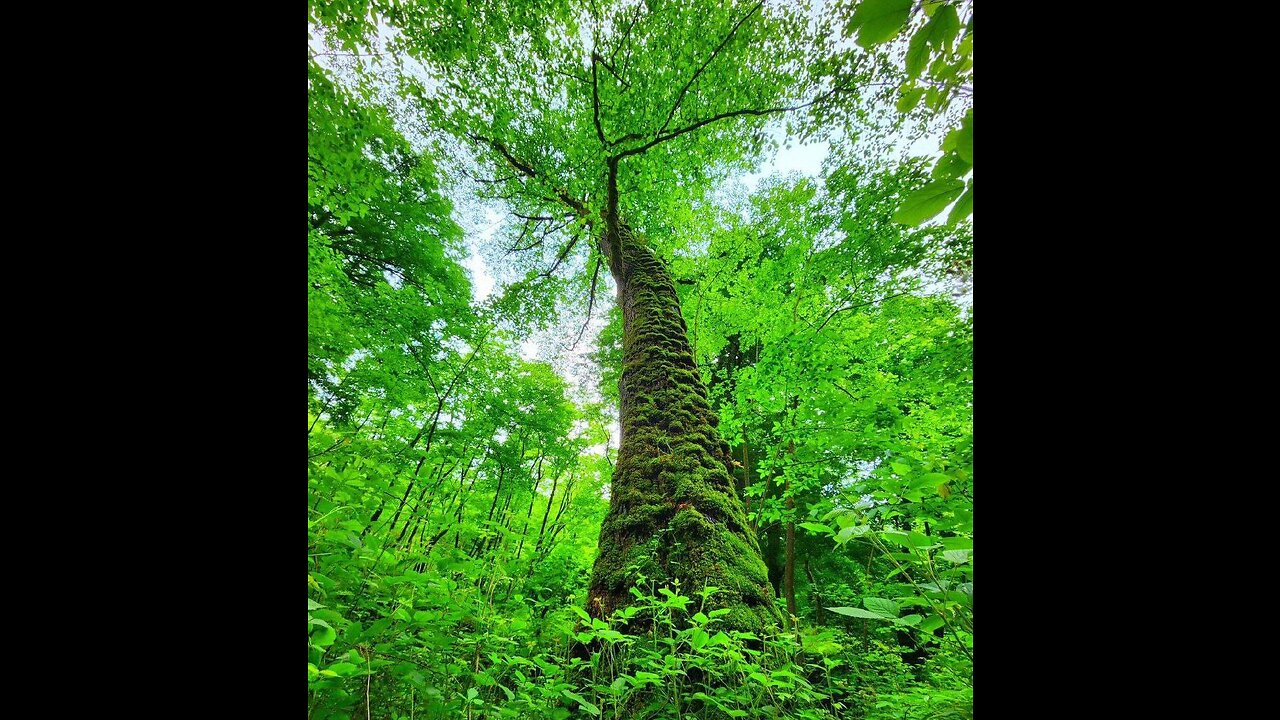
[586, 223, 779, 634]
[783, 473, 797, 626]
[783, 401, 799, 628]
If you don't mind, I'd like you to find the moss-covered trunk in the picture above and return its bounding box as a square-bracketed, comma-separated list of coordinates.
[586, 225, 779, 634]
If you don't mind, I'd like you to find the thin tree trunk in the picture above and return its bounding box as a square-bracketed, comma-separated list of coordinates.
[804, 557, 824, 625]
[784, 471, 797, 626]
[783, 398, 799, 629]
[514, 457, 546, 562]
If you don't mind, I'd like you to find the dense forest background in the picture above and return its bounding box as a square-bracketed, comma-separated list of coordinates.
[308, 1, 972, 717]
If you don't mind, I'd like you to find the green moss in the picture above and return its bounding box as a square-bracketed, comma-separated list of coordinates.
[588, 232, 781, 633]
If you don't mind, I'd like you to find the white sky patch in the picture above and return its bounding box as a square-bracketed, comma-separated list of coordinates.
[743, 129, 830, 191]
[461, 209, 502, 302]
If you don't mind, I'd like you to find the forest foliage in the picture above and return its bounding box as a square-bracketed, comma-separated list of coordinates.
[308, 1, 972, 718]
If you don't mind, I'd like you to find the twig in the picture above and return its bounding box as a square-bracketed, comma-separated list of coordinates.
[572, 256, 603, 349]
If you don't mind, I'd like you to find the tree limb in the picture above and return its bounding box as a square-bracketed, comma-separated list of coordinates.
[572, 255, 603, 349]
[551, 67, 588, 84]
[815, 289, 915, 332]
[657, 0, 763, 137]
[470, 134, 589, 217]
[540, 231, 581, 278]
[591, 53, 608, 145]
[405, 343, 441, 401]
[595, 54, 630, 89]
[617, 83, 847, 160]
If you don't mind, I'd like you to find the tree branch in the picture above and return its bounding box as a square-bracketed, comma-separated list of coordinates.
[573, 255, 603, 349]
[551, 67, 588, 84]
[829, 379, 858, 403]
[590, 53, 608, 145]
[540, 231, 581, 278]
[405, 343, 441, 401]
[470, 133, 538, 179]
[617, 83, 847, 160]
[595, 54, 630, 89]
[815, 289, 916, 332]
[504, 219, 539, 255]
[610, 4, 641, 68]
[657, 0, 763, 137]
[469, 134, 590, 217]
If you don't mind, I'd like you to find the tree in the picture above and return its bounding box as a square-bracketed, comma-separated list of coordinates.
[312, 0, 886, 637]
[308, 1, 973, 715]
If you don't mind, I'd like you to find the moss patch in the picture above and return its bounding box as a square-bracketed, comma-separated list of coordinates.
[588, 230, 781, 635]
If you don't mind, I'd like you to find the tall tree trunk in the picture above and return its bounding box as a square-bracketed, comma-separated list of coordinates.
[586, 223, 778, 634]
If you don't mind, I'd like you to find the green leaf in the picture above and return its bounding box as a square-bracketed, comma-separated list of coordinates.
[850, 0, 915, 48]
[308, 598, 324, 611]
[327, 662, 361, 677]
[880, 530, 911, 548]
[942, 549, 971, 564]
[827, 606, 890, 620]
[864, 597, 900, 617]
[905, 29, 930, 80]
[922, 4, 960, 51]
[895, 614, 923, 627]
[908, 531, 938, 550]
[798, 522, 832, 534]
[931, 152, 971, 180]
[893, 179, 965, 226]
[836, 524, 870, 544]
[309, 624, 337, 648]
[562, 690, 601, 716]
[690, 628, 710, 651]
[891, 462, 912, 476]
[924, 85, 947, 112]
[948, 110, 973, 163]
[948, 180, 972, 224]
[920, 615, 945, 632]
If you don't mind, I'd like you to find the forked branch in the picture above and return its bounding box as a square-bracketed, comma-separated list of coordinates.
[657, 0, 763, 137]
